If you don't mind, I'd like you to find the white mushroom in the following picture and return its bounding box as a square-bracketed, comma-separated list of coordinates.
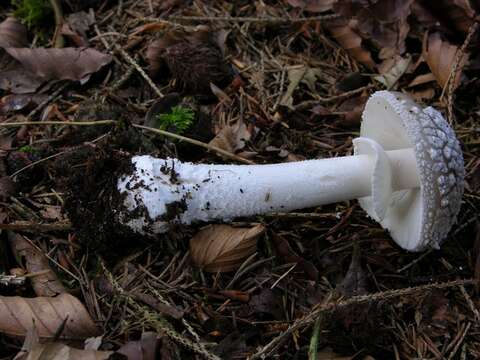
[117, 91, 464, 251]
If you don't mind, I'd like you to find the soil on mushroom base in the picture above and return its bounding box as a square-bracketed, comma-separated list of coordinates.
[52, 129, 185, 256]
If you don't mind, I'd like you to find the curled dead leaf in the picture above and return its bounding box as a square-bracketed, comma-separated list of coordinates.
[326, 19, 376, 69]
[15, 342, 114, 360]
[117, 332, 160, 360]
[209, 120, 252, 155]
[5, 47, 112, 83]
[423, 32, 467, 89]
[0, 293, 100, 339]
[0, 17, 28, 48]
[190, 224, 265, 272]
[8, 232, 66, 297]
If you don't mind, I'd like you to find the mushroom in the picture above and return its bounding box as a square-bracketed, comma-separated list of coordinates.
[117, 91, 464, 251]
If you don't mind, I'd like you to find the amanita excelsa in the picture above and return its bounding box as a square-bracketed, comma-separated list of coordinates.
[117, 91, 464, 251]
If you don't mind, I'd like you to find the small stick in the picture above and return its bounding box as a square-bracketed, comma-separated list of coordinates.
[0, 121, 254, 164]
[445, 21, 479, 123]
[0, 221, 72, 232]
[114, 45, 164, 98]
[294, 84, 375, 111]
[167, 14, 340, 23]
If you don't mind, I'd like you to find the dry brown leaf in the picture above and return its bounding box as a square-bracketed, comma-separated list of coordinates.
[286, 0, 336, 12]
[326, 19, 376, 69]
[412, 0, 476, 35]
[423, 32, 467, 89]
[0, 17, 28, 48]
[334, 0, 413, 58]
[272, 233, 318, 281]
[190, 224, 265, 272]
[8, 232, 66, 297]
[0, 69, 43, 94]
[15, 343, 114, 360]
[117, 332, 160, 360]
[209, 120, 252, 154]
[336, 244, 368, 297]
[0, 293, 100, 339]
[0, 93, 48, 114]
[5, 47, 112, 83]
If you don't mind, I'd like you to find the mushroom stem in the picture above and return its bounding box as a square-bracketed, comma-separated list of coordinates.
[117, 142, 419, 234]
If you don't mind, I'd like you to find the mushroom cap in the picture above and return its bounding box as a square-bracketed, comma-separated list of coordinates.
[359, 91, 464, 251]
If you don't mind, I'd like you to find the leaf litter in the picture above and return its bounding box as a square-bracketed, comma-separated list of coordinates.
[0, 0, 479, 359]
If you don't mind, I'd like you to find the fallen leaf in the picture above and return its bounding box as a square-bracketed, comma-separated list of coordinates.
[336, 244, 368, 297]
[209, 120, 252, 154]
[326, 18, 376, 70]
[412, 0, 475, 35]
[15, 342, 114, 360]
[423, 32, 467, 89]
[0, 94, 48, 114]
[374, 55, 411, 89]
[61, 11, 95, 46]
[8, 232, 66, 297]
[271, 233, 318, 281]
[0, 69, 43, 94]
[5, 47, 112, 83]
[280, 66, 306, 108]
[280, 65, 324, 108]
[0, 293, 100, 339]
[117, 332, 160, 360]
[286, 0, 336, 12]
[0, 17, 28, 48]
[334, 0, 413, 57]
[407, 72, 437, 87]
[190, 224, 265, 272]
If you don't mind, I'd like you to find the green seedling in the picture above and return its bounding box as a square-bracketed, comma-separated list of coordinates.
[18, 145, 37, 154]
[156, 105, 195, 134]
[12, 0, 52, 28]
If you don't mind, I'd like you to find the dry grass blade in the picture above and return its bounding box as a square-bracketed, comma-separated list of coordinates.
[0, 293, 100, 339]
[190, 224, 265, 272]
[423, 32, 468, 89]
[5, 47, 112, 82]
[15, 342, 113, 360]
[8, 232, 66, 297]
[0, 17, 28, 48]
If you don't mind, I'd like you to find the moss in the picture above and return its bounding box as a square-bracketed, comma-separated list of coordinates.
[156, 105, 195, 134]
[12, 0, 52, 28]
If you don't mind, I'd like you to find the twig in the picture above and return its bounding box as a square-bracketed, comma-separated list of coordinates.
[0, 221, 71, 232]
[168, 14, 341, 23]
[294, 84, 375, 111]
[49, 0, 64, 48]
[133, 124, 254, 164]
[0, 121, 254, 164]
[114, 45, 164, 98]
[445, 21, 479, 123]
[250, 278, 475, 359]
